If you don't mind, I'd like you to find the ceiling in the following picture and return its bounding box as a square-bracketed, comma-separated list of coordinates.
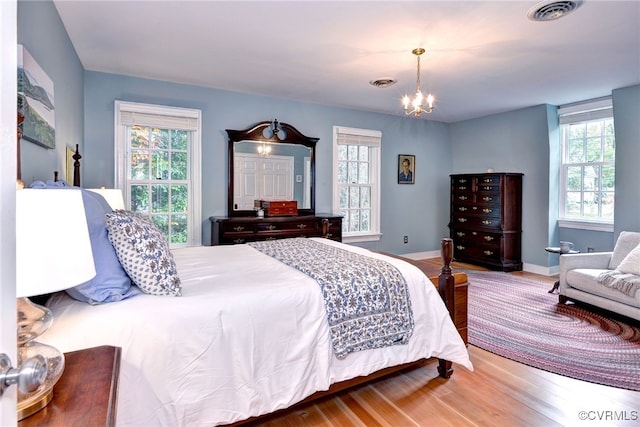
[53, 0, 640, 123]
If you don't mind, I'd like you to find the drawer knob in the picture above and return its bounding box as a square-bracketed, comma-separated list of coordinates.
[456, 245, 466, 250]
[458, 195, 468, 200]
[482, 208, 493, 213]
[267, 225, 277, 230]
[456, 232, 466, 237]
[459, 207, 467, 211]
[233, 239, 245, 244]
[483, 235, 494, 241]
[297, 224, 307, 229]
[482, 196, 493, 202]
[233, 226, 245, 232]
[483, 178, 491, 183]
[483, 250, 494, 256]
[458, 218, 467, 223]
[482, 220, 491, 225]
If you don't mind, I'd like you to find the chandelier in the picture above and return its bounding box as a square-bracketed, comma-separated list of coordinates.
[402, 48, 435, 117]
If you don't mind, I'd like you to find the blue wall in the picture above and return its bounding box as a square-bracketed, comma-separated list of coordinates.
[83, 71, 454, 250]
[17, 0, 640, 269]
[612, 85, 640, 236]
[17, 0, 84, 185]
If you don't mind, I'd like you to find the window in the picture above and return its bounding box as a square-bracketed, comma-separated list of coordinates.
[559, 97, 615, 231]
[333, 126, 381, 242]
[115, 101, 202, 247]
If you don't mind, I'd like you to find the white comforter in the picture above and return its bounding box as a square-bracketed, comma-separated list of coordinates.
[40, 238, 472, 426]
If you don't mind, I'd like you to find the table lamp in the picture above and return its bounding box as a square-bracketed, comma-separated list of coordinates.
[15, 188, 96, 419]
[86, 188, 125, 210]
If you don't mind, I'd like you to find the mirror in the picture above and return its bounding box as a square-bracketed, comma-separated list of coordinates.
[226, 120, 318, 217]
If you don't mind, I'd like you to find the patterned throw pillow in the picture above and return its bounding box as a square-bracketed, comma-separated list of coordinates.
[105, 210, 181, 296]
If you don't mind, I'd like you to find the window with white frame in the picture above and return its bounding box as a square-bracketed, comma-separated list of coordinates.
[333, 126, 381, 242]
[558, 97, 615, 231]
[115, 101, 202, 247]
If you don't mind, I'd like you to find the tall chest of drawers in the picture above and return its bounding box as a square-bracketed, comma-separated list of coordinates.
[448, 173, 523, 271]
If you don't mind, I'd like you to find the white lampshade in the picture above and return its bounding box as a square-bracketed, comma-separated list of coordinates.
[86, 188, 126, 210]
[16, 189, 96, 297]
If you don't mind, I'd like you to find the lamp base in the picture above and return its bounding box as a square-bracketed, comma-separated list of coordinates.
[16, 298, 65, 420]
[17, 387, 53, 420]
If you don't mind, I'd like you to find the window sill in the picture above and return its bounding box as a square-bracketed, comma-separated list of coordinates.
[558, 219, 614, 232]
[342, 232, 382, 243]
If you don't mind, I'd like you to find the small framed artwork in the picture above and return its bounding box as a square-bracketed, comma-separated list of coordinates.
[66, 146, 75, 183]
[398, 154, 415, 184]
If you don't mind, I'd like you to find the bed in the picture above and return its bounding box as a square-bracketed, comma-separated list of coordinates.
[39, 233, 471, 426]
[31, 136, 471, 425]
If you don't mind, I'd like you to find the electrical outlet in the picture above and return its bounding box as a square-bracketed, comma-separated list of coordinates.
[404, 235, 408, 244]
[587, 247, 595, 253]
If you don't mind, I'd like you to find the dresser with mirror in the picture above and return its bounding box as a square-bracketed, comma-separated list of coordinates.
[210, 120, 342, 245]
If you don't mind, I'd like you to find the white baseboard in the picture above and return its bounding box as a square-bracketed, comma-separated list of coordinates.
[522, 262, 559, 277]
[400, 250, 440, 260]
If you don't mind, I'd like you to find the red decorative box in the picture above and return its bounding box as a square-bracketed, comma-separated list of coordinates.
[260, 200, 298, 216]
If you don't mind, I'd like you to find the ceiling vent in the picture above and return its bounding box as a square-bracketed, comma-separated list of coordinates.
[369, 78, 397, 88]
[527, 0, 584, 21]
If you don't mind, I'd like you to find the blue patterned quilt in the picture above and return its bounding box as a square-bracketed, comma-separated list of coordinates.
[248, 238, 414, 359]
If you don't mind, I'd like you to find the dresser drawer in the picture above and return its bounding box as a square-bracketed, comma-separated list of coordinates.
[451, 229, 501, 245]
[218, 222, 257, 234]
[451, 175, 473, 187]
[452, 204, 500, 217]
[476, 175, 501, 185]
[324, 219, 342, 241]
[451, 214, 502, 230]
[476, 192, 501, 205]
[256, 220, 316, 232]
[453, 242, 502, 263]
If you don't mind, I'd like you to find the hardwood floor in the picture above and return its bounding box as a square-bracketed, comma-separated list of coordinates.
[246, 263, 640, 427]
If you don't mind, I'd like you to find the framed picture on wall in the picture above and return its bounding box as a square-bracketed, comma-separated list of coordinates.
[17, 45, 56, 149]
[398, 154, 415, 184]
[65, 146, 74, 183]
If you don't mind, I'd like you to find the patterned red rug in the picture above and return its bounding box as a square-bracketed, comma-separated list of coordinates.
[465, 271, 640, 391]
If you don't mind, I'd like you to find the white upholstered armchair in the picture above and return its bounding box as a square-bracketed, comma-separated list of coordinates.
[559, 231, 640, 322]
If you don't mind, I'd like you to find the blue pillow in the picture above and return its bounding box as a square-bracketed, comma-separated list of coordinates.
[30, 181, 141, 304]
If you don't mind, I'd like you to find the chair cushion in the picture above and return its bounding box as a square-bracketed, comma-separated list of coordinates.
[567, 268, 640, 308]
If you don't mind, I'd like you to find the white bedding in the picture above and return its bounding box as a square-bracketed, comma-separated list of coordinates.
[40, 238, 472, 426]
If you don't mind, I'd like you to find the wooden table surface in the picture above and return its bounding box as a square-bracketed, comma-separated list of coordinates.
[18, 345, 121, 427]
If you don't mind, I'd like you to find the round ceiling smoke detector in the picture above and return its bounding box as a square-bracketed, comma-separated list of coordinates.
[369, 78, 397, 88]
[527, 0, 584, 21]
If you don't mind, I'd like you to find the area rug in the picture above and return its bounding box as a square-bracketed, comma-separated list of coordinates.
[465, 271, 640, 391]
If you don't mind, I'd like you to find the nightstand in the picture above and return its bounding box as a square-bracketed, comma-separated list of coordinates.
[18, 345, 121, 427]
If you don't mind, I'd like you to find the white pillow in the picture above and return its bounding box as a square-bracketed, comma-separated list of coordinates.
[615, 243, 640, 276]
